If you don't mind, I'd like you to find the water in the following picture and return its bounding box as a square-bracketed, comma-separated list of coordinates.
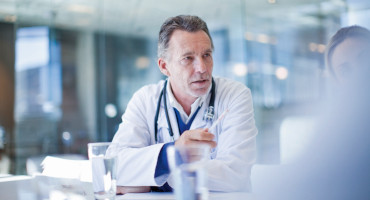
[91, 156, 117, 200]
[174, 163, 208, 200]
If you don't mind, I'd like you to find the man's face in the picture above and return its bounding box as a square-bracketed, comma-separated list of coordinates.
[159, 30, 213, 98]
[331, 38, 370, 82]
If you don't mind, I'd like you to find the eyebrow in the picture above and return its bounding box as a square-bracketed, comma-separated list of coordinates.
[181, 48, 213, 57]
[204, 49, 213, 53]
[181, 51, 194, 57]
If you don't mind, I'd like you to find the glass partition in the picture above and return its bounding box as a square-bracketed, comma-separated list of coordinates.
[0, 0, 369, 174]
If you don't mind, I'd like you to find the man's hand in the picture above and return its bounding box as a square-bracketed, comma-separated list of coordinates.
[175, 128, 217, 148]
[116, 186, 151, 194]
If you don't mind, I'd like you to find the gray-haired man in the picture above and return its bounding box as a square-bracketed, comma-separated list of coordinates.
[112, 15, 258, 194]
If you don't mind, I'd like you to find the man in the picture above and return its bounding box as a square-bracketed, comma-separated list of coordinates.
[112, 15, 257, 193]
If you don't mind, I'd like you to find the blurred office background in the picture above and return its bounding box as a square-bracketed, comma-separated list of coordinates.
[0, 0, 369, 175]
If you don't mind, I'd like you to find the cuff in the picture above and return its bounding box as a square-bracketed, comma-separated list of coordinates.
[154, 142, 174, 179]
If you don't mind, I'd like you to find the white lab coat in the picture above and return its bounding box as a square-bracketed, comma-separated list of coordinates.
[111, 77, 258, 192]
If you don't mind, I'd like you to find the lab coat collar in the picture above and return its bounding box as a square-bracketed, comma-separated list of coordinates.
[167, 78, 211, 123]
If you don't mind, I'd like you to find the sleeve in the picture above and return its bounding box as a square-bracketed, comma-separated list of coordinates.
[206, 85, 258, 192]
[111, 87, 168, 186]
[155, 142, 175, 178]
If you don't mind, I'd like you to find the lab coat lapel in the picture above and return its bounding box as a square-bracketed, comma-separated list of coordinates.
[157, 97, 180, 143]
[190, 104, 209, 130]
[190, 89, 214, 130]
[157, 107, 170, 143]
[166, 96, 181, 140]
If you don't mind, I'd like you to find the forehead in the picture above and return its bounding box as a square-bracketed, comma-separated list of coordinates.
[168, 30, 212, 53]
[331, 38, 370, 66]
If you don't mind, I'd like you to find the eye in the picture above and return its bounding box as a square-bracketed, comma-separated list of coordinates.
[203, 53, 212, 59]
[180, 56, 193, 65]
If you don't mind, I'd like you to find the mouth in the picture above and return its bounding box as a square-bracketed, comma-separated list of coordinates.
[192, 79, 207, 83]
[191, 79, 209, 87]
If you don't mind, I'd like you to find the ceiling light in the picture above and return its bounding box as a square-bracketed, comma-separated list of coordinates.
[136, 56, 150, 69]
[309, 42, 317, 52]
[4, 15, 16, 22]
[105, 104, 117, 118]
[62, 132, 71, 141]
[275, 66, 288, 80]
[233, 63, 248, 77]
[67, 5, 94, 14]
[317, 44, 326, 53]
[257, 34, 270, 44]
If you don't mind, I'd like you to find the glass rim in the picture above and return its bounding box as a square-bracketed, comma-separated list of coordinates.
[87, 142, 113, 147]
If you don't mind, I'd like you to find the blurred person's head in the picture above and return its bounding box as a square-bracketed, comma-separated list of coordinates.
[325, 25, 370, 82]
[253, 26, 370, 200]
[157, 15, 214, 101]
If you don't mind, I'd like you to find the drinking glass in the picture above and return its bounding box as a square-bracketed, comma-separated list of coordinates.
[88, 142, 118, 200]
[167, 144, 210, 200]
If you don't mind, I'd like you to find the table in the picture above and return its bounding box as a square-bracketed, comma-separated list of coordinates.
[0, 175, 260, 200]
[117, 192, 258, 200]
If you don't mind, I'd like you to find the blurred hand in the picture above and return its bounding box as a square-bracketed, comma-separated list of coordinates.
[175, 128, 217, 148]
[116, 186, 151, 194]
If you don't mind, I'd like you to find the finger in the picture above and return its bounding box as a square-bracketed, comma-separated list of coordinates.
[187, 131, 215, 141]
[205, 140, 217, 148]
[116, 186, 151, 194]
[184, 140, 217, 148]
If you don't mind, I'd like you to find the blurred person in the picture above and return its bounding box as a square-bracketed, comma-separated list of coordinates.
[325, 25, 370, 82]
[111, 15, 258, 194]
[253, 26, 370, 199]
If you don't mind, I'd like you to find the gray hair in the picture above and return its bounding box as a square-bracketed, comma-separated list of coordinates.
[325, 25, 370, 76]
[157, 15, 214, 59]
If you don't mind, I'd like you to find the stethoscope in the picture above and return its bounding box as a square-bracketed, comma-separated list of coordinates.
[154, 78, 216, 143]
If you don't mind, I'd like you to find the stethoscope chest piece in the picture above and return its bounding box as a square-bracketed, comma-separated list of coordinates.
[155, 78, 216, 143]
[203, 106, 214, 122]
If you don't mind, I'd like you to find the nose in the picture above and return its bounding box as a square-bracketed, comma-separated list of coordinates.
[194, 57, 207, 73]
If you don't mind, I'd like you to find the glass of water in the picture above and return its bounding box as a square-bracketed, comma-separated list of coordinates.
[88, 142, 118, 200]
[167, 144, 210, 200]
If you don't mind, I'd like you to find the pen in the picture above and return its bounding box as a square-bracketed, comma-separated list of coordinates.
[209, 109, 229, 131]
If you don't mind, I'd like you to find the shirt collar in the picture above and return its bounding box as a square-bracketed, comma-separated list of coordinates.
[166, 78, 212, 122]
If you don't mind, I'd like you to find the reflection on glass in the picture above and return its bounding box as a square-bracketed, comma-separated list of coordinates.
[2, 0, 368, 174]
[15, 27, 61, 119]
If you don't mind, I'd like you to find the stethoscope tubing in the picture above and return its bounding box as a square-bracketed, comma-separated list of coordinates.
[154, 78, 215, 143]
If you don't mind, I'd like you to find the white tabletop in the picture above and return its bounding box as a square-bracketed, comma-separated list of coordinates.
[0, 175, 260, 200]
[117, 192, 258, 200]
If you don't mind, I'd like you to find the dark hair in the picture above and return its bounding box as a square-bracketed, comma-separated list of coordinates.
[157, 15, 214, 58]
[325, 25, 370, 76]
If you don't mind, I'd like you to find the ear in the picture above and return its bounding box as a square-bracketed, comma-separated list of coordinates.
[158, 58, 171, 77]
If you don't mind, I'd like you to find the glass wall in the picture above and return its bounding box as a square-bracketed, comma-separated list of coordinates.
[0, 0, 369, 174]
